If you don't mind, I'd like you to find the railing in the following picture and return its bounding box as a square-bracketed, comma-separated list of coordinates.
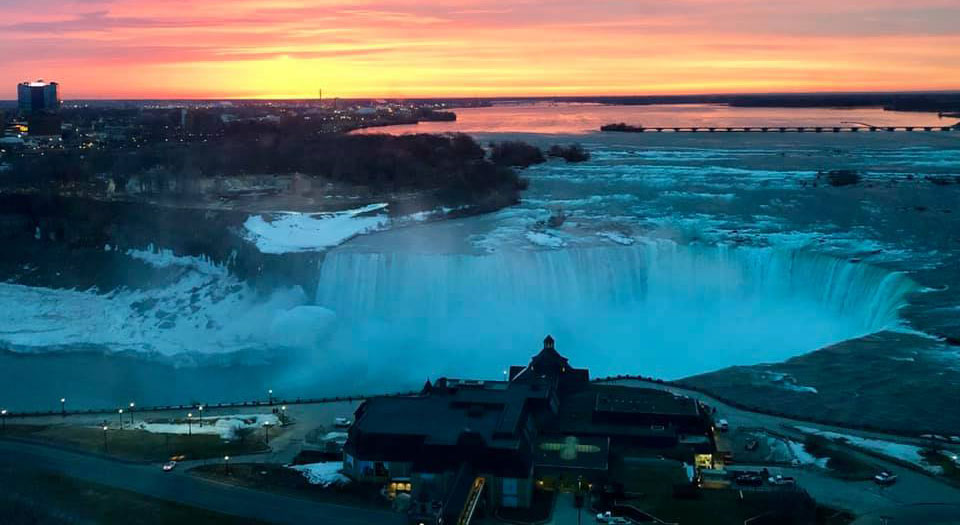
[600, 126, 957, 133]
[458, 477, 486, 525]
[3, 390, 421, 419]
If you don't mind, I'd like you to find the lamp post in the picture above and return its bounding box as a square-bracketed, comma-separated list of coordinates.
[268, 389, 274, 406]
[117, 409, 124, 429]
[60, 397, 66, 417]
[1, 409, 7, 432]
[224, 455, 230, 474]
[198, 405, 203, 428]
[280, 405, 287, 425]
[503, 369, 508, 381]
[263, 422, 270, 444]
[187, 413, 193, 437]
[102, 425, 109, 452]
[129, 402, 135, 425]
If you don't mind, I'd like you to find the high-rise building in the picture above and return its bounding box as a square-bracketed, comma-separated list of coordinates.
[17, 80, 59, 115]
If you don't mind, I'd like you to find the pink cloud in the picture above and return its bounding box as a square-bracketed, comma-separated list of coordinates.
[1, 0, 958, 98]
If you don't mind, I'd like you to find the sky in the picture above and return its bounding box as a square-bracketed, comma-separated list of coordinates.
[1, 0, 959, 99]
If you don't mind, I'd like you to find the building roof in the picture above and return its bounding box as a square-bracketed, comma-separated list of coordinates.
[511, 335, 589, 388]
[594, 386, 700, 417]
[541, 384, 699, 438]
[349, 379, 550, 452]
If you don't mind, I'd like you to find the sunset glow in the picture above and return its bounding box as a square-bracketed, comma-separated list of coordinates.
[2, 0, 959, 99]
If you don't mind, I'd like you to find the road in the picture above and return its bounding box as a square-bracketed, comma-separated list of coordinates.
[0, 439, 403, 525]
[608, 379, 960, 517]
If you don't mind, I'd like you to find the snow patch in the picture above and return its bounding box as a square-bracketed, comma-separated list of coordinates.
[0, 269, 310, 356]
[525, 231, 566, 248]
[243, 203, 389, 254]
[785, 439, 830, 468]
[138, 414, 278, 440]
[127, 244, 226, 273]
[795, 426, 943, 474]
[289, 462, 351, 487]
[597, 231, 635, 245]
[758, 371, 819, 394]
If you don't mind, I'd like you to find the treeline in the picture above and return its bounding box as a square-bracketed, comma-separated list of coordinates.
[2, 132, 529, 207]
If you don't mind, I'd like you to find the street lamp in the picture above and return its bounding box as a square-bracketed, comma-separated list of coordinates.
[129, 402, 135, 425]
[118, 409, 124, 429]
[187, 413, 193, 436]
[1, 409, 7, 432]
[280, 405, 287, 425]
[198, 405, 203, 428]
[263, 422, 270, 444]
[224, 455, 231, 474]
[102, 425, 109, 452]
[60, 397, 66, 417]
[268, 389, 274, 406]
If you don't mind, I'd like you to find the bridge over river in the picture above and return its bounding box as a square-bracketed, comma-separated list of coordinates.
[602, 125, 959, 133]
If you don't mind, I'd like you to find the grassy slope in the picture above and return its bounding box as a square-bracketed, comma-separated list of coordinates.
[0, 464, 266, 525]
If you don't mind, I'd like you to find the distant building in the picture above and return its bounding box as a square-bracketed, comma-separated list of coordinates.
[344, 336, 716, 524]
[17, 80, 62, 137]
[17, 80, 59, 115]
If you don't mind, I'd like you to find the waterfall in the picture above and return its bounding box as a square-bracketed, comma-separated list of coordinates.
[314, 241, 917, 381]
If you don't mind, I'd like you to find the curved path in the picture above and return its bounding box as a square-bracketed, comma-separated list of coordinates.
[0, 439, 402, 525]
[608, 379, 960, 517]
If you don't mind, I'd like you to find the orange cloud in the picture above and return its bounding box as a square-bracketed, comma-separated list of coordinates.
[1, 0, 958, 98]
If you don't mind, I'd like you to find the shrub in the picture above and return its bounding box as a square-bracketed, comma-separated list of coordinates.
[489, 141, 546, 168]
[547, 144, 591, 162]
[826, 170, 861, 187]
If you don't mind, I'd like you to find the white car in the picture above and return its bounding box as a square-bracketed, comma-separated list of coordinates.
[334, 417, 353, 428]
[768, 475, 796, 486]
[162, 461, 177, 472]
[874, 471, 898, 486]
[596, 511, 632, 524]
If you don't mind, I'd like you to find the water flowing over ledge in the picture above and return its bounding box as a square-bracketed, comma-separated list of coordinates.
[316, 241, 918, 380]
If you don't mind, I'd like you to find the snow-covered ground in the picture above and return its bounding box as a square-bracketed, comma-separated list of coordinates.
[794, 426, 943, 474]
[243, 203, 389, 254]
[757, 371, 819, 394]
[0, 246, 323, 356]
[784, 439, 830, 468]
[288, 462, 351, 487]
[137, 414, 278, 440]
[525, 230, 566, 248]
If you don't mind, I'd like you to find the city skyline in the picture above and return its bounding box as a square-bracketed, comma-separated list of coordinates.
[2, 0, 960, 99]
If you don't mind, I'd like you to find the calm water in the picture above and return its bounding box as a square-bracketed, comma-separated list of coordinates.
[355, 102, 957, 135]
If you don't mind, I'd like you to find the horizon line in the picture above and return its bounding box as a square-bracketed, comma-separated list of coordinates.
[4, 89, 960, 104]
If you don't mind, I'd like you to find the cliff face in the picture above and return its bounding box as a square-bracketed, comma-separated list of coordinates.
[0, 194, 323, 294]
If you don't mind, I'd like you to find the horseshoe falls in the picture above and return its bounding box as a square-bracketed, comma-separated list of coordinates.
[315, 241, 917, 381]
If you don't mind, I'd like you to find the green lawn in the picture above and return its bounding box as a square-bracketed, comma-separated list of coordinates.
[0, 464, 266, 524]
[4, 423, 273, 462]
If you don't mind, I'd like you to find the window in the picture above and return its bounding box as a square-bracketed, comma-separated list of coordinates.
[502, 478, 519, 508]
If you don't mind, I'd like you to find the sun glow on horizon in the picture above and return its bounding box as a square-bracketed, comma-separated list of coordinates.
[2, 0, 959, 99]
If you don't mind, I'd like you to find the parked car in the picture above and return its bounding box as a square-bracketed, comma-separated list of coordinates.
[717, 419, 730, 432]
[162, 461, 177, 472]
[596, 512, 632, 524]
[734, 472, 764, 486]
[768, 475, 796, 486]
[874, 471, 898, 486]
[334, 417, 353, 428]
